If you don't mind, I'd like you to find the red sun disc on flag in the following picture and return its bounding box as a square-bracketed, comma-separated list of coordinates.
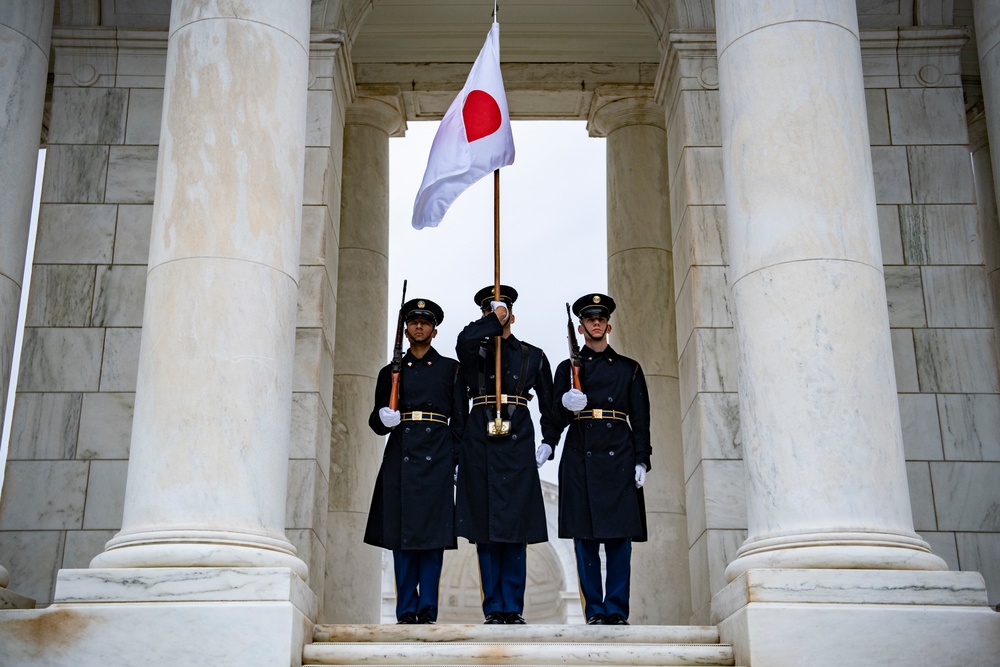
[463, 90, 502, 142]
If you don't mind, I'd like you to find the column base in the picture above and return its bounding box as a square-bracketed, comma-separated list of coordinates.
[91, 529, 309, 580]
[725, 531, 947, 581]
[713, 568, 1000, 666]
[0, 567, 316, 666]
[0, 586, 35, 610]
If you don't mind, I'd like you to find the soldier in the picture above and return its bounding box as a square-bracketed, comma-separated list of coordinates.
[552, 293, 650, 625]
[454, 285, 560, 624]
[364, 298, 467, 624]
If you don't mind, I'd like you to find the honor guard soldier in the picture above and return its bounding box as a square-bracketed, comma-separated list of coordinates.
[455, 285, 560, 624]
[553, 293, 651, 625]
[364, 298, 467, 624]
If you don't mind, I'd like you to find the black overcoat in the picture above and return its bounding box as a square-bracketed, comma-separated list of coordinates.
[454, 313, 560, 545]
[363, 346, 467, 551]
[552, 344, 651, 541]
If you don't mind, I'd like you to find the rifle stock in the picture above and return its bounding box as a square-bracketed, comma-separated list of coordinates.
[388, 280, 407, 410]
[566, 303, 582, 391]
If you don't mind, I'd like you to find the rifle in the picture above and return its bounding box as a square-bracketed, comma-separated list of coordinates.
[566, 303, 582, 391]
[388, 280, 407, 410]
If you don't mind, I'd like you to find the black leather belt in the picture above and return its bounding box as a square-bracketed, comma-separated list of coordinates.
[575, 409, 628, 422]
[471, 394, 529, 408]
[400, 411, 447, 425]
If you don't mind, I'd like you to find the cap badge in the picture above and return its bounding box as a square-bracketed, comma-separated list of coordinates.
[593, 296, 601, 303]
[417, 300, 425, 308]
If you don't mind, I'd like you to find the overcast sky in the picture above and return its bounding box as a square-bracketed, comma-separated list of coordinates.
[387, 120, 608, 481]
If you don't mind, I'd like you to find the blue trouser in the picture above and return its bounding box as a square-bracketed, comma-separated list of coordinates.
[393, 548, 444, 621]
[476, 542, 527, 616]
[574, 538, 632, 619]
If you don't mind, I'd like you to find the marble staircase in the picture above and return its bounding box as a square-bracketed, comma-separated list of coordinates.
[303, 624, 737, 666]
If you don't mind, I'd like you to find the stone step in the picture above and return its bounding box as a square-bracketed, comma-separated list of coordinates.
[312, 624, 721, 645]
[303, 642, 734, 666]
[304, 625, 735, 667]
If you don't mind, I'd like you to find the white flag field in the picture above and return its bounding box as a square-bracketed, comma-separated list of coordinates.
[411, 22, 515, 230]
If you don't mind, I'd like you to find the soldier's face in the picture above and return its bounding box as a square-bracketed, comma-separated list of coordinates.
[405, 318, 436, 344]
[579, 315, 610, 342]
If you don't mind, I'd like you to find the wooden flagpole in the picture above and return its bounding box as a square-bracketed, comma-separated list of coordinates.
[492, 168, 507, 434]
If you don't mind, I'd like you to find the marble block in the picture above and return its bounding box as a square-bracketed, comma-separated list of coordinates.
[9, 392, 82, 459]
[0, 461, 89, 530]
[98, 327, 141, 392]
[25, 264, 96, 327]
[899, 204, 980, 265]
[17, 327, 104, 392]
[876, 204, 903, 264]
[897, 393, 943, 461]
[921, 266, 991, 327]
[907, 146, 976, 204]
[714, 569, 1000, 667]
[938, 393, 1000, 461]
[864, 88, 890, 145]
[871, 146, 912, 204]
[40, 145, 109, 204]
[91, 264, 147, 327]
[886, 87, 967, 145]
[883, 265, 926, 327]
[105, 146, 157, 204]
[681, 391, 741, 481]
[34, 204, 116, 264]
[112, 204, 153, 264]
[82, 460, 127, 530]
[77, 392, 133, 459]
[930, 462, 1000, 531]
[124, 88, 164, 145]
[889, 328, 919, 392]
[913, 328, 1000, 393]
[48, 87, 127, 145]
[0, 593, 314, 667]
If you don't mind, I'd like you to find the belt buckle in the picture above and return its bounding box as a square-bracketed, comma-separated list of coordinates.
[500, 394, 508, 404]
[593, 409, 603, 419]
[413, 411, 423, 420]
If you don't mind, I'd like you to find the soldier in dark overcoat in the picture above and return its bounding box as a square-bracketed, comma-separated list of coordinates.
[454, 285, 560, 624]
[364, 298, 467, 624]
[552, 293, 651, 626]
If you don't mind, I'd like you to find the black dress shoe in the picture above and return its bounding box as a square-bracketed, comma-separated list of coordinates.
[417, 612, 436, 624]
[503, 612, 526, 624]
[396, 612, 418, 624]
[586, 614, 605, 625]
[484, 611, 505, 624]
[603, 613, 629, 625]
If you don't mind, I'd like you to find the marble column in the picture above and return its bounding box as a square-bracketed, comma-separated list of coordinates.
[715, 2, 946, 578]
[90, 0, 310, 578]
[325, 87, 404, 623]
[0, 0, 53, 595]
[974, 5, 1000, 363]
[588, 86, 691, 624]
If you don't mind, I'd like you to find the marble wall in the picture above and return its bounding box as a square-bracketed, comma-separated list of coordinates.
[0, 28, 348, 612]
[662, 27, 1000, 624]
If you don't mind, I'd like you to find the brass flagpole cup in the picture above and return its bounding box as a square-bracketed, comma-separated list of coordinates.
[487, 414, 511, 437]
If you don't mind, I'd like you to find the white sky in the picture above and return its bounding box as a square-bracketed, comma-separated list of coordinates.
[387, 120, 608, 481]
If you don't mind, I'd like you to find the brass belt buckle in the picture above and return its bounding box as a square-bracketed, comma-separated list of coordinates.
[488, 415, 511, 437]
[593, 409, 603, 419]
[413, 411, 423, 420]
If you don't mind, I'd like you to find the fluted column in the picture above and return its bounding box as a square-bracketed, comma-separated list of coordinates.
[715, 2, 946, 579]
[588, 86, 691, 624]
[325, 87, 404, 623]
[0, 1, 53, 594]
[90, 0, 310, 578]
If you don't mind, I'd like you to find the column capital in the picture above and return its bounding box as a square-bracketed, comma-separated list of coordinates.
[347, 84, 406, 137]
[654, 30, 718, 107]
[586, 84, 664, 137]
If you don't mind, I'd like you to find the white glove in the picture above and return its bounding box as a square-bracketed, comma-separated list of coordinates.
[535, 443, 553, 468]
[561, 388, 587, 412]
[491, 300, 509, 322]
[379, 407, 401, 428]
[635, 464, 647, 489]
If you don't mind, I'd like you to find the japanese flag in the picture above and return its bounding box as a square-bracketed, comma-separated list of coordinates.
[411, 22, 515, 230]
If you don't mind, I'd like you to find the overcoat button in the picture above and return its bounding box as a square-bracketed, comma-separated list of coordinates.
[606, 423, 612, 429]
[405, 427, 411, 433]
[607, 397, 613, 402]
[513, 374, 519, 379]
[403, 456, 409, 462]
[609, 451, 615, 456]
[425, 427, 431, 433]
[425, 455, 432, 461]
[586, 452, 592, 457]
[511, 434, 518, 441]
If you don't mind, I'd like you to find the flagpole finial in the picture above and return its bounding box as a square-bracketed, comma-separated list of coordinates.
[493, 1, 498, 21]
